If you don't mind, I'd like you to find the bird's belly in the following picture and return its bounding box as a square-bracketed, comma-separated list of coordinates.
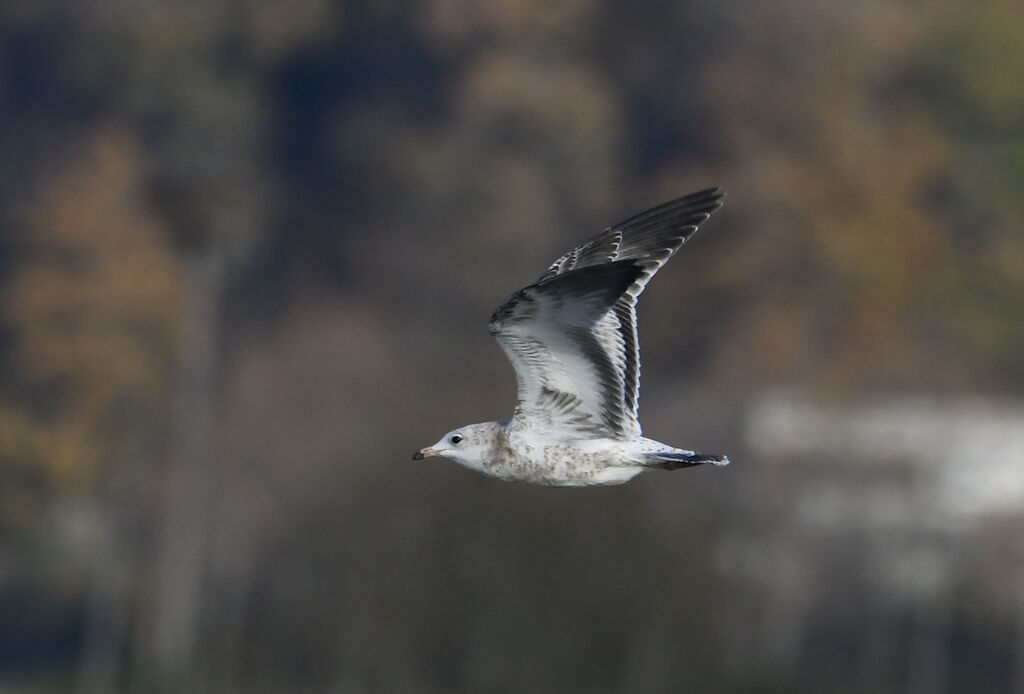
[489, 438, 641, 486]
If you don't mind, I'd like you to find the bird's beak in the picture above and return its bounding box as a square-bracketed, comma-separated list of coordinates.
[413, 447, 436, 460]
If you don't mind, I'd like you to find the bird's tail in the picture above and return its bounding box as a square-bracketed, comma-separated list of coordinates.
[643, 450, 730, 471]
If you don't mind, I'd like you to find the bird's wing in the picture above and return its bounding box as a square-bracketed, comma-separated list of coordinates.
[495, 188, 725, 438]
[489, 261, 646, 438]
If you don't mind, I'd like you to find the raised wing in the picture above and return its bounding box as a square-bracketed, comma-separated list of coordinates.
[489, 262, 646, 437]
[496, 188, 724, 438]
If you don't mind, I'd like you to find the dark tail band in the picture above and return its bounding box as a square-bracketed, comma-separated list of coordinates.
[644, 451, 730, 470]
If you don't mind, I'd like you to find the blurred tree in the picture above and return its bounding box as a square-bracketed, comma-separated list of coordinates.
[1, 129, 180, 528]
[0, 128, 181, 692]
[114, 7, 271, 691]
[897, 0, 1024, 388]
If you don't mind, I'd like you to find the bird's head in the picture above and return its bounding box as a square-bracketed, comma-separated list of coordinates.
[413, 422, 500, 473]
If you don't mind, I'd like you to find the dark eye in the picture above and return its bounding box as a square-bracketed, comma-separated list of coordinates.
[450, 434, 463, 445]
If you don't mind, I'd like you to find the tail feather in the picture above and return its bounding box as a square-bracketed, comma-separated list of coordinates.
[644, 451, 730, 471]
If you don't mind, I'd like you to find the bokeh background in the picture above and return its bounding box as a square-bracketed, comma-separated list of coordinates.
[2, 0, 1024, 692]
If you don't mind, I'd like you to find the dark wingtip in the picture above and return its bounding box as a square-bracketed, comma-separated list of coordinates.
[611, 187, 726, 232]
[412, 450, 424, 460]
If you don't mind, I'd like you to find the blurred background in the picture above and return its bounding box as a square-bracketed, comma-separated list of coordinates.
[2, 0, 1023, 692]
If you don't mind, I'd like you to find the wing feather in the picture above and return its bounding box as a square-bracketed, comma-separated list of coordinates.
[490, 262, 644, 437]
[534, 188, 724, 434]
[491, 188, 725, 438]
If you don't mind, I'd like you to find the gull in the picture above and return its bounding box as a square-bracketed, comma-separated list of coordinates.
[414, 188, 730, 486]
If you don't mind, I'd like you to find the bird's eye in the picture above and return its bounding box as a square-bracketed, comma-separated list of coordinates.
[450, 434, 463, 445]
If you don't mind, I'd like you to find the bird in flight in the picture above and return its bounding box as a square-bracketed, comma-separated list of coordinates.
[414, 188, 729, 486]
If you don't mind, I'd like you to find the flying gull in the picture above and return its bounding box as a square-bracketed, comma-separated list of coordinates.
[414, 188, 730, 486]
